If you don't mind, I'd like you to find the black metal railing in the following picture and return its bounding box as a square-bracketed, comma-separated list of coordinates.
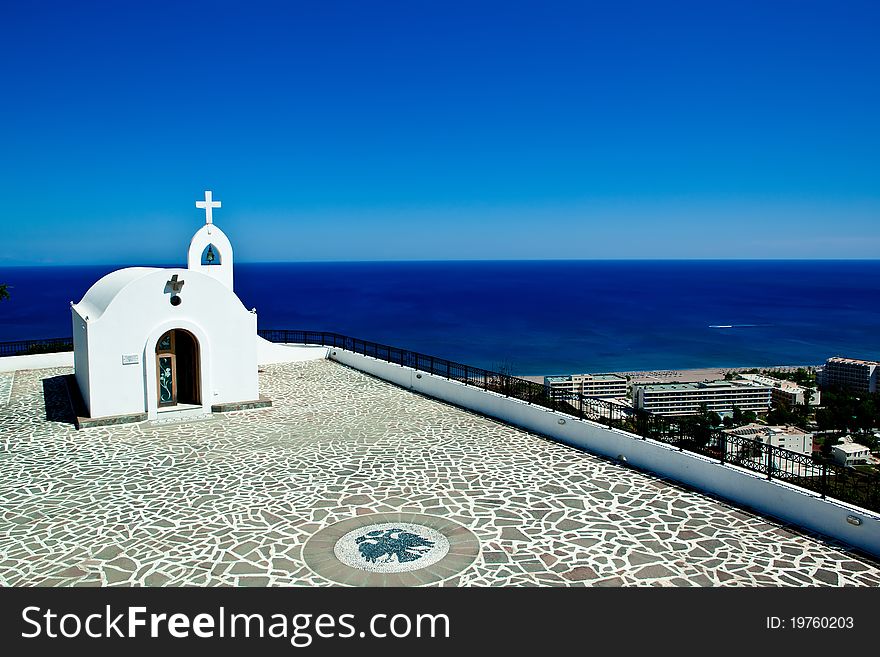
[625, 410, 878, 511]
[258, 329, 632, 426]
[258, 329, 880, 513]
[0, 337, 73, 357]
[2, 330, 877, 512]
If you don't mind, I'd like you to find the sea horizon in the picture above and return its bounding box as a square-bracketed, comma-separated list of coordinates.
[1, 259, 878, 375]
[3, 257, 880, 268]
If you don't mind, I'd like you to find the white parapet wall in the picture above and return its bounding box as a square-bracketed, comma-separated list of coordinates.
[0, 351, 74, 373]
[0, 338, 327, 373]
[256, 337, 329, 365]
[330, 349, 880, 558]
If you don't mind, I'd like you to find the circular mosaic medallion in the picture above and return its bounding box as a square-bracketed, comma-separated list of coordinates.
[335, 522, 450, 573]
[303, 513, 480, 586]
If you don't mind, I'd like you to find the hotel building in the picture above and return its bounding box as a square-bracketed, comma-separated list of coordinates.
[740, 373, 820, 407]
[819, 357, 879, 395]
[544, 373, 628, 400]
[632, 379, 771, 416]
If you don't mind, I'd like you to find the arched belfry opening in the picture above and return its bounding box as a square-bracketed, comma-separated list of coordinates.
[156, 329, 201, 407]
[201, 244, 221, 265]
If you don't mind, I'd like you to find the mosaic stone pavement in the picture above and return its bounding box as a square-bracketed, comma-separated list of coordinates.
[1, 360, 879, 587]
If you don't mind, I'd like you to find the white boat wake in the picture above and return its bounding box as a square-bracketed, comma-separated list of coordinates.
[708, 324, 771, 329]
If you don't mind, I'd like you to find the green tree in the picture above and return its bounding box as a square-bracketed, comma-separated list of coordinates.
[817, 388, 876, 433]
[732, 406, 746, 426]
[767, 401, 797, 427]
[799, 386, 814, 426]
[740, 436, 763, 462]
[0, 284, 8, 301]
[685, 404, 721, 447]
[760, 368, 816, 387]
[820, 434, 841, 458]
[815, 407, 835, 431]
[857, 430, 878, 451]
[860, 396, 879, 432]
[730, 406, 757, 427]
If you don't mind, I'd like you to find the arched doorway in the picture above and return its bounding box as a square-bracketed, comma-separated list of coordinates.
[156, 329, 201, 407]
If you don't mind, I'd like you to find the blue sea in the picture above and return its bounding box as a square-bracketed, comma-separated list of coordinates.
[1, 261, 878, 375]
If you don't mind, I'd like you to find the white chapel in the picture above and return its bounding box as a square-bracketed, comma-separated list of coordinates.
[70, 191, 294, 423]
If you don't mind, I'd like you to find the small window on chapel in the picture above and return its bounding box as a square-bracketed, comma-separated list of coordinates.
[201, 244, 221, 265]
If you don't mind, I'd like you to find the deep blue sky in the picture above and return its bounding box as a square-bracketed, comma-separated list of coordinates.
[1, 1, 878, 265]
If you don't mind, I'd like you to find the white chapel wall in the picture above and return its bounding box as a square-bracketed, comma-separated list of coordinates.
[256, 337, 329, 365]
[71, 306, 91, 411]
[82, 268, 258, 419]
[0, 351, 74, 374]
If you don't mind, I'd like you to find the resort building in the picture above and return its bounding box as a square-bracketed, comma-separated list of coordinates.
[722, 423, 813, 456]
[544, 373, 627, 400]
[832, 438, 872, 467]
[632, 379, 771, 416]
[740, 374, 820, 407]
[819, 356, 879, 394]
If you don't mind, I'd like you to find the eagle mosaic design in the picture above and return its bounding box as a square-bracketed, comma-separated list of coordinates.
[355, 528, 436, 564]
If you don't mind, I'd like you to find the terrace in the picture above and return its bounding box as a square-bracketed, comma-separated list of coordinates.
[1, 352, 880, 586]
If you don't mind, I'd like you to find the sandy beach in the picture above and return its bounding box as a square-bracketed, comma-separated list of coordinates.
[520, 364, 818, 385]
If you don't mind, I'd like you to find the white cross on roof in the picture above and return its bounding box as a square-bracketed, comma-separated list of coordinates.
[195, 190, 221, 225]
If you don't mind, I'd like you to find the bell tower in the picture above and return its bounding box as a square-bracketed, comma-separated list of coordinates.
[187, 190, 234, 290]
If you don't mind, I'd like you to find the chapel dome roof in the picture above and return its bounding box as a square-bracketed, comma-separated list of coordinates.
[73, 267, 161, 321]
